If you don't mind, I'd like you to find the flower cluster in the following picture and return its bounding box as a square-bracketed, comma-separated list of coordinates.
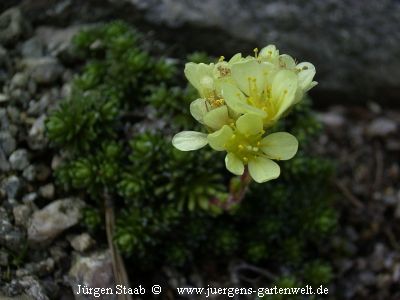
[172, 45, 317, 183]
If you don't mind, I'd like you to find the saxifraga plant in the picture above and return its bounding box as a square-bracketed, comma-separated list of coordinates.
[46, 21, 337, 298]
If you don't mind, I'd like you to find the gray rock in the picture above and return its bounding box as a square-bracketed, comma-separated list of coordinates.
[0, 147, 11, 172]
[69, 233, 95, 252]
[0, 45, 8, 65]
[0, 130, 17, 155]
[28, 198, 84, 244]
[51, 155, 63, 170]
[0, 108, 10, 130]
[10, 72, 28, 89]
[13, 204, 32, 227]
[36, 25, 85, 57]
[0, 207, 25, 252]
[22, 165, 36, 181]
[39, 183, 55, 200]
[27, 96, 50, 116]
[0, 293, 32, 300]
[6, 106, 19, 124]
[23, 57, 64, 84]
[18, 276, 49, 300]
[9, 149, 30, 171]
[0, 7, 29, 46]
[68, 250, 116, 300]
[22, 192, 38, 204]
[24, 0, 400, 103]
[21, 37, 44, 58]
[317, 111, 346, 130]
[367, 118, 397, 137]
[16, 258, 55, 277]
[0, 249, 9, 266]
[0, 93, 9, 103]
[1, 175, 21, 199]
[28, 115, 48, 150]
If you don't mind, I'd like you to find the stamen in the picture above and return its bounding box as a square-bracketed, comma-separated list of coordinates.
[253, 48, 259, 58]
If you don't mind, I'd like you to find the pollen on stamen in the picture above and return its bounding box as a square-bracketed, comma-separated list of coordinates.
[219, 56, 225, 62]
[243, 157, 249, 162]
[253, 48, 259, 58]
[238, 144, 244, 150]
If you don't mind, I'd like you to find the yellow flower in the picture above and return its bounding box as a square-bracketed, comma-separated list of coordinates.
[172, 114, 298, 183]
[221, 59, 299, 127]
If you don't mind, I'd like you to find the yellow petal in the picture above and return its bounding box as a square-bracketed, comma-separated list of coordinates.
[228, 53, 243, 63]
[236, 113, 263, 136]
[225, 153, 244, 175]
[296, 62, 316, 91]
[259, 45, 279, 61]
[221, 83, 266, 117]
[271, 70, 298, 119]
[231, 60, 266, 96]
[248, 156, 280, 183]
[278, 54, 296, 69]
[172, 131, 208, 151]
[190, 98, 208, 123]
[203, 105, 230, 130]
[184, 63, 214, 97]
[207, 125, 233, 151]
[260, 132, 298, 160]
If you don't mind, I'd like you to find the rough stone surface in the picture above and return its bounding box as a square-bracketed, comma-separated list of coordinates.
[21, 36, 44, 58]
[68, 250, 116, 300]
[9, 148, 30, 170]
[13, 204, 32, 227]
[0, 131, 17, 155]
[20, 0, 400, 104]
[28, 198, 84, 244]
[0, 7, 29, 46]
[1, 175, 21, 199]
[27, 114, 48, 150]
[38, 183, 55, 200]
[0, 207, 25, 252]
[367, 118, 397, 137]
[69, 233, 95, 252]
[23, 57, 64, 84]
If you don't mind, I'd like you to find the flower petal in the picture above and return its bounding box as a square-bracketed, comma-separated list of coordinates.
[172, 131, 208, 151]
[207, 125, 233, 151]
[236, 113, 263, 136]
[260, 132, 298, 160]
[278, 54, 296, 69]
[184, 63, 214, 97]
[203, 105, 230, 130]
[271, 70, 298, 119]
[190, 98, 208, 123]
[228, 53, 243, 63]
[248, 156, 281, 183]
[225, 153, 244, 175]
[221, 83, 266, 117]
[231, 60, 266, 96]
[296, 62, 316, 92]
[259, 45, 279, 61]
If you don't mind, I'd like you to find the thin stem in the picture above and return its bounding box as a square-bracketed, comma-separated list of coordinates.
[104, 191, 133, 300]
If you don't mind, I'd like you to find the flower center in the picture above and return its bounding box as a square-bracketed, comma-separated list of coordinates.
[225, 130, 263, 163]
